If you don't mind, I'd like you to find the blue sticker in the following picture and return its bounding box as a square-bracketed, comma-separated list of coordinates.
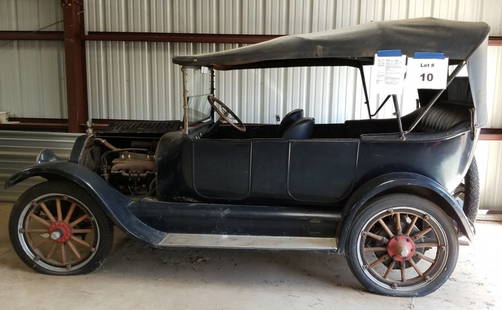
[414, 52, 445, 59]
[376, 49, 402, 57]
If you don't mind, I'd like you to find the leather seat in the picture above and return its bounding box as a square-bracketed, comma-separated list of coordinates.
[418, 105, 470, 132]
[282, 117, 315, 139]
[278, 109, 304, 136]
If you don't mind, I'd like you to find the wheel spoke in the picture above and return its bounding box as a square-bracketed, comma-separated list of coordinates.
[46, 242, 58, 259]
[364, 231, 387, 242]
[408, 258, 423, 277]
[71, 235, 93, 250]
[67, 241, 81, 259]
[368, 254, 389, 268]
[22, 229, 48, 233]
[404, 215, 418, 236]
[383, 260, 396, 279]
[378, 219, 394, 238]
[416, 252, 435, 264]
[30, 213, 51, 227]
[412, 226, 433, 241]
[415, 242, 439, 248]
[64, 203, 76, 223]
[395, 212, 402, 234]
[363, 247, 387, 252]
[56, 199, 62, 221]
[70, 214, 89, 228]
[72, 229, 93, 234]
[61, 243, 67, 265]
[400, 262, 406, 282]
[39, 202, 56, 223]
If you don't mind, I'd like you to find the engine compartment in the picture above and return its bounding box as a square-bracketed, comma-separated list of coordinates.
[79, 135, 159, 197]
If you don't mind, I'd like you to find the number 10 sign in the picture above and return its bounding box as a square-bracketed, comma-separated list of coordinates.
[407, 52, 448, 90]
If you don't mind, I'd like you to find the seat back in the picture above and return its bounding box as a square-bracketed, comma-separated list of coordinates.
[278, 109, 304, 136]
[282, 117, 315, 139]
[418, 104, 470, 132]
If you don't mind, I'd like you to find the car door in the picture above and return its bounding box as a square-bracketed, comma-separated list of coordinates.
[249, 138, 359, 203]
[190, 139, 252, 199]
[286, 139, 359, 203]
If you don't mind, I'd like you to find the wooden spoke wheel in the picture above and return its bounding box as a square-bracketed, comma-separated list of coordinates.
[9, 181, 113, 275]
[346, 194, 459, 297]
[359, 209, 446, 287]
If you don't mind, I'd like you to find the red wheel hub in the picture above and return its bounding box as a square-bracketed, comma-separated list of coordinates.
[387, 235, 416, 262]
[48, 222, 72, 243]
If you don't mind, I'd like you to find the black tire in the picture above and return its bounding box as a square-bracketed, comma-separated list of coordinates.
[346, 194, 459, 297]
[462, 158, 480, 224]
[9, 180, 113, 275]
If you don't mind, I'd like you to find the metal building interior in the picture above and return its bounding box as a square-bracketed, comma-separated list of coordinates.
[0, 0, 502, 309]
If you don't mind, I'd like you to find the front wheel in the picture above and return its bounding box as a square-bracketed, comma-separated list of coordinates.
[346, 194, 459, 297]
[9, 181, 113, 275]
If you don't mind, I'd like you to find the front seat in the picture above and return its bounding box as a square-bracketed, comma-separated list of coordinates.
[282, 117, 315, 139]
[278, 109, 304, 136]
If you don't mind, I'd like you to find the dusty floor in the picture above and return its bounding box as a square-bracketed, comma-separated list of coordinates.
[0, 202, 500, 310]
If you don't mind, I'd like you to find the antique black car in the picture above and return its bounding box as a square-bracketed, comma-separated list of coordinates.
[4, 18, 489, 297]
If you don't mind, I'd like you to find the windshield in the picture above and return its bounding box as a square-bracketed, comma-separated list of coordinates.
[182, 67, 213, 126]
[187, 94, 212, 123]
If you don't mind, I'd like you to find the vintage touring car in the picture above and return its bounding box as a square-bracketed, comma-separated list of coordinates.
[4, 18, 489, 296]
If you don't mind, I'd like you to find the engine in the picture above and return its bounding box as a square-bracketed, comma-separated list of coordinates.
[104, 151, 156, 196]
[83, 137, 157, 196]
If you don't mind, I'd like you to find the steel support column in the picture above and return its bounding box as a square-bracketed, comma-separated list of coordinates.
[61, 0, 88, 133]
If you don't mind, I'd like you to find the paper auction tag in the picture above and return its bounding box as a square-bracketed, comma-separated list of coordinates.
[371, 50, 407, 96]
[407, 52, 448, 89]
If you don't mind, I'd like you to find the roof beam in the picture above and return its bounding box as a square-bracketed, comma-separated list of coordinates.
[0, 31, 63, 40]
[85, 32, 281, 44]
[2, 30, 501, 47]
[86, 33, 502, 46]
[489, 36, 502, 46]
[480, 128, 502, 140]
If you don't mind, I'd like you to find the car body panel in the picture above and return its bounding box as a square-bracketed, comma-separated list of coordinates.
[156, 126, 474, 207]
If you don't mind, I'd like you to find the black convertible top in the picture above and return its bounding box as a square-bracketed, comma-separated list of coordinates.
[173, 18, 490, 70]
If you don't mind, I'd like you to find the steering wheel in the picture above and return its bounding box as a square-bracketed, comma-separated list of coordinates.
[207, 96, 246, 132]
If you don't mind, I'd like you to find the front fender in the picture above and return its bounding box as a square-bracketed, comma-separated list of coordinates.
[5, 161, 166, 245]
[337, 172, 474, 254]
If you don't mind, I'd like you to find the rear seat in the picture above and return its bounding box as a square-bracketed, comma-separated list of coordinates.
[418, 104, 470, 132]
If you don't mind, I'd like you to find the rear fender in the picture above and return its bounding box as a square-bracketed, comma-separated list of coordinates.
[337, 172, 474, 254]
[4, 161, 166, 245]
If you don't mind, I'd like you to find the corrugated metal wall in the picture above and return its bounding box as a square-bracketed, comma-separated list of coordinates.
[83, 0, 502, 125]
[2, 0, 501, 122]
[0, 131, 78, 202]
[2, 0, 502, 209]
[0, 0, 67, 118]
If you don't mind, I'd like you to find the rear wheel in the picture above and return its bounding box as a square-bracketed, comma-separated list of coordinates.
[454, 158, 480, 224]
[9, 181, 113, 275]
[346, 194, 459, 296]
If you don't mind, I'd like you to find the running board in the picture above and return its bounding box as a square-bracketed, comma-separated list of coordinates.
[157, 234, 338, 250]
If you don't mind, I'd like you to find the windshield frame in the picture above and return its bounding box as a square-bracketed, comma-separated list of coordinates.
[181, 66, 215, 134]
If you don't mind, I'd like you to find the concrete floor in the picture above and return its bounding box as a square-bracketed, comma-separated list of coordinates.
[0, 202, 500, 310]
